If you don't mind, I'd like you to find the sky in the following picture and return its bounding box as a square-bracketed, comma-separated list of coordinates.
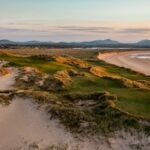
[0, 0, 150, 42]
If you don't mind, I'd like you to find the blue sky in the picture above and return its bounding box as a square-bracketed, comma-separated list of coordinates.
[0, 0, 150, 42]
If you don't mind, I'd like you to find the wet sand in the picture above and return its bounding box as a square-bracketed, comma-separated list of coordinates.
[98, 51, 150, 76]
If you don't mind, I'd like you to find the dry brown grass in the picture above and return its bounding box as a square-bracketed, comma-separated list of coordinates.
[0, 68, 10, 76]
[89, 66, 110, 77]
[54, 56, 90, 69]
[54, 70, 72, 86]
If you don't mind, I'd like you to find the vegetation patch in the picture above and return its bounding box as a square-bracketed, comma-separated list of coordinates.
[54, 70, 72, 86]
[54, 56, 90, 69]
[0, 50, 150, 135]
[104, 77, 149, 89]
[0, 94, 14, 105]
[89, 66, 111, 77]
[0, 68, 10, 76]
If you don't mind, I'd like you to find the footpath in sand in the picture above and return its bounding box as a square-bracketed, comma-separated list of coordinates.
[98, 51, 150, 76]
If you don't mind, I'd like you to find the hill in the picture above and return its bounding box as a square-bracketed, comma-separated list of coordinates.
[1, 39, 150, 48]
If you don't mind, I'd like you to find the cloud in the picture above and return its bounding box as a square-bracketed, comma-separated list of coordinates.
[0, 27, 54, 34]
[119, 28, 150, 34]
[57, 26, 114, 33]
[0, 26, 149, 42]
[0, 27, 36, 33]
[57, 26, 150, 34]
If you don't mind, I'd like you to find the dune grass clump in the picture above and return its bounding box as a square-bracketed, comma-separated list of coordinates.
[138, 80, 150, 88]
[89, 66, 110, 77]
[29, 55, 53, 61]
[15, 68, 43, 90]
[23, 91, 58, 104]
[116, 78, 148, 89]
[54, 56, 90, 69]
[93, 106, 140, 133]
[0, 95, 13, 105]
[42, 77, 64, 91]
[54, 70, 72, 86]
[105, 77, 149, 89]
[0, 68, 10, 76]
[46, 144, 68, 150]
[49, 91, 141, 134]
[63, 91, 116, 102]
[48, 105, 93, 132]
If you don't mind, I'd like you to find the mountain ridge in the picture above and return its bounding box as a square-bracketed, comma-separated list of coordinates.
[0, 39, 150, 48]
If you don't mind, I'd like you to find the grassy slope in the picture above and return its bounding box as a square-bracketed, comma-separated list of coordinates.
[0, 54, 72, 74]
[0, 50, 150, 120]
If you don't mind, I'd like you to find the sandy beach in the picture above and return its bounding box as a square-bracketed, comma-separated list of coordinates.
[98, 51, 150, 76]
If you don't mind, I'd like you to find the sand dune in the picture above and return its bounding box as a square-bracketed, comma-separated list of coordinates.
[0, 61, 149, 150]
[0, 97, 77, 149]
[98, 51, 150, 76]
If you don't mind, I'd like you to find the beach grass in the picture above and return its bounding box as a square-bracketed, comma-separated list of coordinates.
[0, 49, 150, 122]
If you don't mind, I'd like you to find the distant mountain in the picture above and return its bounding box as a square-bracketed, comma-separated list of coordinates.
[25, 41, 42, 44]
[0, 39, 150, 48]
[78, 39, 120, 46]
[0, 39, 15, 45]
[136, 40, 150, 46]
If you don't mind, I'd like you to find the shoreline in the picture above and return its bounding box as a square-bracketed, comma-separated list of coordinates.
[98, 51, 150, 76]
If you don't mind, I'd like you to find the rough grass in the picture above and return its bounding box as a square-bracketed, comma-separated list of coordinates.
[89, 59, 150, 81]
[0, 54, 72, 74]
[0, 49, 150, 132]
[111, 89, 150, 119]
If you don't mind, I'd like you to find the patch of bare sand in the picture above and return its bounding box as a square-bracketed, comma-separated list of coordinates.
[0, 97, 110, 150]
[0, 97, 75, 149]
[98, 51, 150, 75]
[0, 97, 149, 150]
[0, 68, 18, 91]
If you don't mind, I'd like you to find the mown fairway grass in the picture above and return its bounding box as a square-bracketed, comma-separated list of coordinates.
[0, 50, 150, 120]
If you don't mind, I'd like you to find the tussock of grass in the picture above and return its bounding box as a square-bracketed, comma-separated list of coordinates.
[0, 95, 13, 105]
[63, 91, 115, 101]
[54, 56, 90, 69]
[116, 78, 148, 89]
[23, 91, 58, 104]
[54, 70, 72, 86]
[42, 77, 64, 91]
[104, 77, 149, 89]
[0, 68, 10, 76]
[89, 66, 110, 77]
